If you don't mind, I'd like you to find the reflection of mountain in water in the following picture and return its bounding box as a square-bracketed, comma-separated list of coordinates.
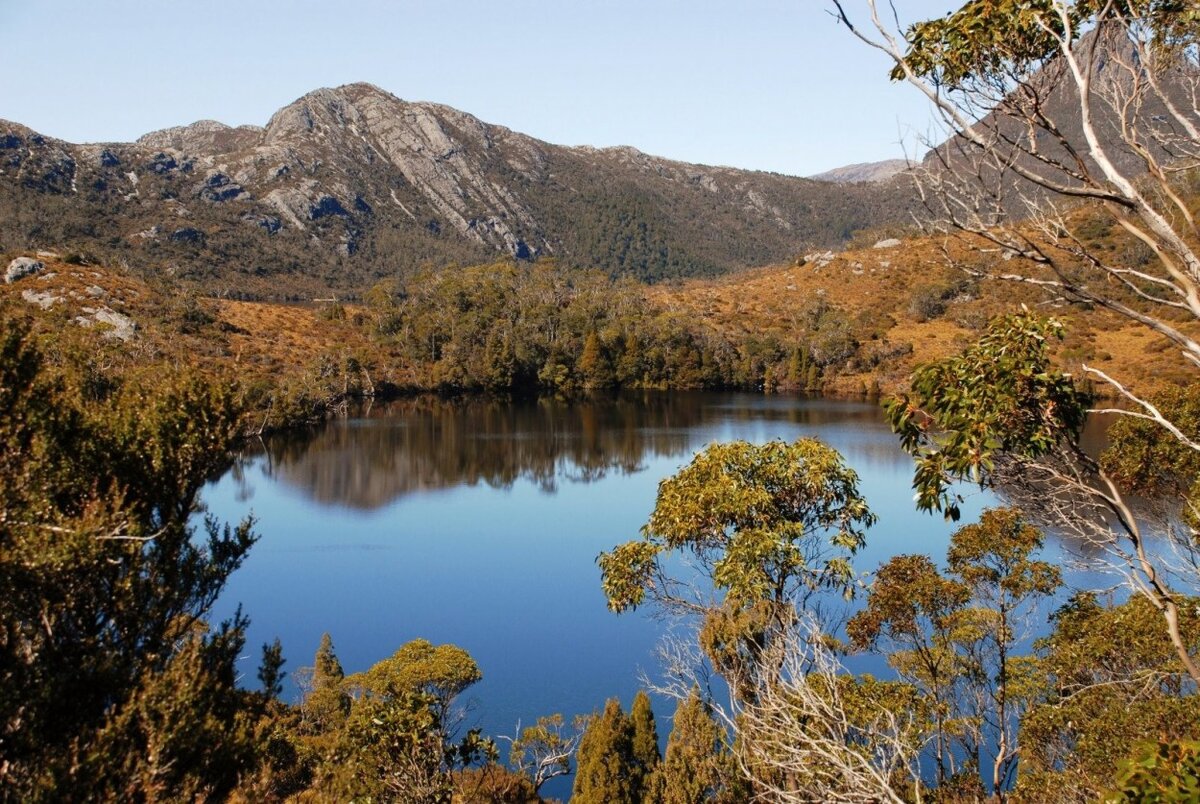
[237, 394, 889, 510]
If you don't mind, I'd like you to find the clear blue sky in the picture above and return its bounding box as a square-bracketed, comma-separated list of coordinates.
[0, 0, 955, 177]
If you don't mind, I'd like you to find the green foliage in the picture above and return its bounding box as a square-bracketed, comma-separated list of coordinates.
[649, 690, 735, 804]
[258, 637, 286, 702]
[849, 508, 1061, 789]
[1102, 384, 1200, 531]
[366, 259, 872, 395]
[848, 554, 971, 657]
[897, 0, 1198, 85]
[908, 282, 956, 322]
[630, 690, 661, 794]
[1108, 740, 1200, 803]
[291, 637, 492, 802]
[347, 691, 494, 803]
[1016, 594, 1200, 801]
[573, 698, 642, 804]
[300, 632, 351, 740]
[579, 331, 616, 389]
[947, 508, 1062, 610]
[75, 619, 258, 802]
[453, 764, 541, 802]
[377, 261, 740, 394]
[885, 311, 1090, 519]
[347, 638, 483, 724]
[507, 712, 588, 794]
[314, 631, 345, 687]
[0, 311, 260, 798]
[848, 553, 972, 783]
[320, 300, 347, 321]
[166, 289, 217, 335]
[601, 438, 874, 615]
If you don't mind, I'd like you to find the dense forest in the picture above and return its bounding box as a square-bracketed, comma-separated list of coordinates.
[353, 260, 882, 397]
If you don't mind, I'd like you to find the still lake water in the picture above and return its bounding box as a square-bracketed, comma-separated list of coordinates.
[203, 392, 1101, 793]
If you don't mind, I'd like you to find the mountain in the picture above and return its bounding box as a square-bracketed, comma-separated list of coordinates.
[810, 159, 910, 184]
[0, 83, 913, 296]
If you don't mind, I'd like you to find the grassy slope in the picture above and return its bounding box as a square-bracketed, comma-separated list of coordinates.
[650, 231, 1197, 398]
[4, 217, 1193, 418]
[0, 255, 406, 432]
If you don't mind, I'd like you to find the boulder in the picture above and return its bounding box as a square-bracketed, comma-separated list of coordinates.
[873, 238, 902, 249]
[21, 289, 62, 309]
[76, 306, 137, 341]
[5, 257, 44, 283]
[802, 250, 836, 269]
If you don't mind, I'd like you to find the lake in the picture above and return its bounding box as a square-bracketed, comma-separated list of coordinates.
[204, 392, 1101, 795]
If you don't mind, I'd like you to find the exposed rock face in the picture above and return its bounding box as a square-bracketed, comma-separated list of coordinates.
[6, 256, 44, 283]
[137, 119, 264, 154]
[0, 83, 916, 293]
[170, 227, 206, 244]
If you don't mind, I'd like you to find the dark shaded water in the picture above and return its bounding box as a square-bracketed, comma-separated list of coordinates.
[204, 393, 1103, 795]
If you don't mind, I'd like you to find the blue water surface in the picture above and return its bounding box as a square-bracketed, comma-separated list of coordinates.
[203, 392, 1097, 798]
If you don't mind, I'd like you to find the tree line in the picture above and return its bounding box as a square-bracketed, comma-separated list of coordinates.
[352, 260, 887, 397]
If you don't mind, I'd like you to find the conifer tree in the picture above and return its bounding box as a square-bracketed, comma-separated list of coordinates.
[630, 689, 661, 795]
[258, 638, 286, 702]
[314, 632, 344, 687]
[579, 331, 614, 389]
[573, 697, 639, 804]
[304, 632, 349, 733]
[651, 690, 729, 804]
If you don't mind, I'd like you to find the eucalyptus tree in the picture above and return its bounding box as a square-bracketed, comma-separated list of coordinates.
[600, 437, 874, 699]
[832, 0, 1200, 683]
[600, 438, 877, 799]
[848, 508, 1061, 797]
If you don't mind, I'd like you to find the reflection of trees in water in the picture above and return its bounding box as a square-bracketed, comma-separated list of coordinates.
[238, 394, 675, 509]
[232, 394, 896, 510]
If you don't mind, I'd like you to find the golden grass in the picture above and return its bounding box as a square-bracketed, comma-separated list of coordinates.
[650, 233, 1198, 397]
[5, 226, 1195, 405]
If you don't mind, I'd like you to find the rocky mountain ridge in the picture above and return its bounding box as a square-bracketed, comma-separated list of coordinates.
[809, 159, 911, 184]
[0, 82, 914, 295]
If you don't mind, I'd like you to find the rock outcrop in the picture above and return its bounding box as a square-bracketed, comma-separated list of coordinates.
[0, 83, 916, 293]
[6, 257, 44, 283]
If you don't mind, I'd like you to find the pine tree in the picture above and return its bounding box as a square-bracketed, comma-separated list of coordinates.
[313, 632, 344, 687]
[258, 638, 286, 702]
[573, 698, 639, 804]
[579, 331, 614, 389]
[630, 689, 661, 796]
[651, 690, 730, 804]
[305, 633, 349, 733]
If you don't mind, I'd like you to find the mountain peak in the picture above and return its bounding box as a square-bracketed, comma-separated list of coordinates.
[0, 86, 915, 295]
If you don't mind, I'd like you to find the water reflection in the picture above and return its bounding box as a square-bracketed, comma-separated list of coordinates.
[233, 393, 889, 510]
[201, 393, 998, 800]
